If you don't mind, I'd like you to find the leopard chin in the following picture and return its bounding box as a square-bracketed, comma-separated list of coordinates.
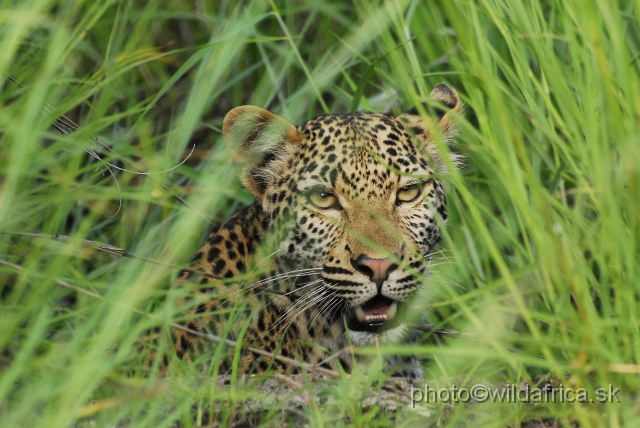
[345, 324, 410, 347]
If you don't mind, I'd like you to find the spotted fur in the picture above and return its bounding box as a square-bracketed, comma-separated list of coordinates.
[173, 83, 463, 378]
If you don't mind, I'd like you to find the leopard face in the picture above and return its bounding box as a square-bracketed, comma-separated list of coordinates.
[175, 83, 462, 375]
[224, 83, 462, 348]
[260, 116, 443, 347]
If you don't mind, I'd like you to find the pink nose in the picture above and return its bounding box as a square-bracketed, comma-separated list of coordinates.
[352, 256, 398, 291]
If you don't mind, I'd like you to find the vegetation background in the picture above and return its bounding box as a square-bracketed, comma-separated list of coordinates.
[1, 0, 639, 426]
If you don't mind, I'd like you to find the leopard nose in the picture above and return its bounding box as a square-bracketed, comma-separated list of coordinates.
[351, 255, 398, 292]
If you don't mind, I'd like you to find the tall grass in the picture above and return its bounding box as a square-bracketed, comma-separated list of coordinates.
[1, 0, 638, 426]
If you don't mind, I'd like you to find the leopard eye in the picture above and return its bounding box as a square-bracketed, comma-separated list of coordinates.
[396, 184, 422, 204]
[307, 190, 338, 209]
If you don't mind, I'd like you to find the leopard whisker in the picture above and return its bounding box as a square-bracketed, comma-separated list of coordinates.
[309, 294, 339, 328]
[296, 292, 336, 331]
[268, 294, 326, 337]
[223, 268, 322, 301]
[285, 286, 331, 322]
[426, 248, 469, 264]
[306, 281, 343, 326]
[426, 276, 469, 293]
[283, 278, 324, 296]
[285, 287, 327, 319]
[245, 267, 322, 290]
[253, 277, 323, 301]
[267, 286, 326, 334]
[212, 272, 324, 332]
[316, 286, 345, 325]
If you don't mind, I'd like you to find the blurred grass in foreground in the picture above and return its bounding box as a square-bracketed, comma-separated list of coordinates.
[0, 0, 639, 426]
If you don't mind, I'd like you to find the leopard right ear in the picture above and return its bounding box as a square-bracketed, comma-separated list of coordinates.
[222, 106, 303, 197]
[400, 83, 464, 171]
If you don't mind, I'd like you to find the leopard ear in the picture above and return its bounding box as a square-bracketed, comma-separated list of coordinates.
[400, 82, 464, 170]
[223, 106, 303, 197]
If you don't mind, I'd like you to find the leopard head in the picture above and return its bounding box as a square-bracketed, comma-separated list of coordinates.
[223, 83, 463, 346]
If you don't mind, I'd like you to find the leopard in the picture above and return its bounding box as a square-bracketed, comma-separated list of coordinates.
[172, 82, 463, 379]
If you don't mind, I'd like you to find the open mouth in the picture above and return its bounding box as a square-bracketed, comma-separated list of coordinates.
[345, 295, 404, 333]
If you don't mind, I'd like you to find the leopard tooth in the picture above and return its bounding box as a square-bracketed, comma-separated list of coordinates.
[355, 305, 366, 322]
[387, 301, 398, 320]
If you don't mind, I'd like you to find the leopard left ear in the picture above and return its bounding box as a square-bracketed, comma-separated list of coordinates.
[400, 82, 464, 170]
[223, 106, 303, 197]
